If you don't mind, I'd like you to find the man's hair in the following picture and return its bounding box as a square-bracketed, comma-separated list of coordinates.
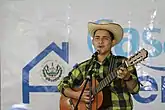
[93, 29, 114, 40]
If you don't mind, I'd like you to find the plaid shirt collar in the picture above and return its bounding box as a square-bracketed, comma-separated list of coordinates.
[93, 52, 114, 65]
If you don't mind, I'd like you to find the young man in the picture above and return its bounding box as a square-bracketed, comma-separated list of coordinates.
[58, 20, 140, 110]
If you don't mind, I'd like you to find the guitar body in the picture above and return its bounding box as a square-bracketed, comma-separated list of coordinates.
[60, 79, 103, 110]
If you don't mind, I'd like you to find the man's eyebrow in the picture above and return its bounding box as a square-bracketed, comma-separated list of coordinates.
[103, 36, 110, 38]
[94, 35, 100, 37]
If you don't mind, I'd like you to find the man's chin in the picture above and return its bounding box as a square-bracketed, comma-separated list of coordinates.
[98, 51, 110, 56]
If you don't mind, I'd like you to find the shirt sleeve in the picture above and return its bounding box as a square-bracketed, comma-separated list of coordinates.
[127, 65, 140, 94]
[57, 67, 83, 95]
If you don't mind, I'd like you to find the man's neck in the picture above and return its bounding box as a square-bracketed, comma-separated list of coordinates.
[97, 52, 111, 63]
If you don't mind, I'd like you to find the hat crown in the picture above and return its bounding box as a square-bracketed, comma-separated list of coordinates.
[96, 20, 112, 25]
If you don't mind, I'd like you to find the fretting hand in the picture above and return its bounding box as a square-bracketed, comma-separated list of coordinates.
[116, 67, 131, 80]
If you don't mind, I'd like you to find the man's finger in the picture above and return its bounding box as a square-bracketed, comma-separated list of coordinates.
[85, 99, 90, 103]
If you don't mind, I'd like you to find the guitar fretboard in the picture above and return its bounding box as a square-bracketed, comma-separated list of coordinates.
[93, 70, 118, 95]
[92, 48, 148, 96]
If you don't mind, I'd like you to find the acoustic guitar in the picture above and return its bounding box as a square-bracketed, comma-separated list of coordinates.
[60, 48, 148, 110]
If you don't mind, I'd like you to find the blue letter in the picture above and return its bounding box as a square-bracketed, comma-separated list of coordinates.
[162, 76, 165, 103]
[114, 28, 139, 57]
[133, 75, 158, 103]
[22, 42, 69, 103]
[142, 28, 162, 57]
[163, 42, 165, 52]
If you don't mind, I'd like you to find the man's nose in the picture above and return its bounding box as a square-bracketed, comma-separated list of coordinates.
[98, 38, 103, 44]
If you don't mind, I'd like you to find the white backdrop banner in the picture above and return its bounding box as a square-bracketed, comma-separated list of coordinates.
[1, 0, 165, 110]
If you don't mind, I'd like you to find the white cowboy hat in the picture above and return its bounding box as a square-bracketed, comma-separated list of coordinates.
[88, 20, 124, 45]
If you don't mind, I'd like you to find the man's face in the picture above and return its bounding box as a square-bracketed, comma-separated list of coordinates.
[92, 29, 116, 55]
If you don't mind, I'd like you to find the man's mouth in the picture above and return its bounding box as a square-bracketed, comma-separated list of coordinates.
[98, 46, 103, 48]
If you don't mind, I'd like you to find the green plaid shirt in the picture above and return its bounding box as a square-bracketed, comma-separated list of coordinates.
[58, 53, 140, 110]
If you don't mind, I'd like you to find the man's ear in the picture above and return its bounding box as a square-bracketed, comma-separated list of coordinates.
[112, 40, 117, 46]
[92, 38, 94, 45]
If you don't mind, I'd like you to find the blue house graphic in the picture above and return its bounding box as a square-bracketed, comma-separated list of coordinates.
[22, 42, 69, 103]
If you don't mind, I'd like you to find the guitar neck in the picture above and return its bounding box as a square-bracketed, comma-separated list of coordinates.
[92, 48, 148, 96]
[93, 70, 118, 95]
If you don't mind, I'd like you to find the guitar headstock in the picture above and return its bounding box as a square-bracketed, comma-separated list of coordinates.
[126, 48, 148, 66]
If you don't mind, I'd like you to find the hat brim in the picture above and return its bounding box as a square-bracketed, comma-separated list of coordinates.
[88, 22, 124, 46]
